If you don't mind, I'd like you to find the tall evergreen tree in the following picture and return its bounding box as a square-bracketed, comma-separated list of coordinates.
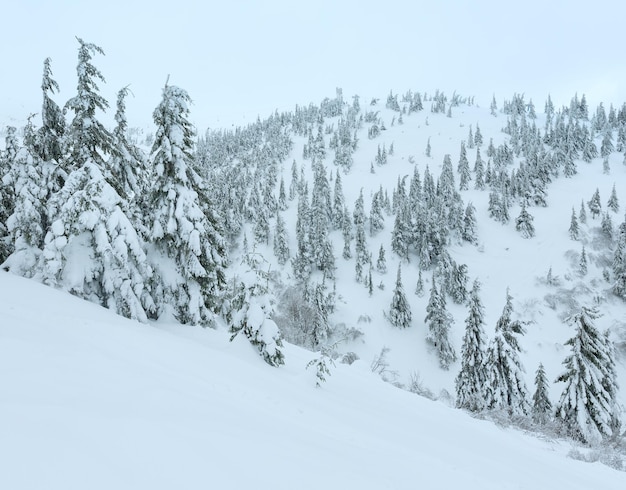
[607, 184, 620, 213]
[273, 212, 290, 265]
[569, 207, 579, 240]
[515, 203, 535, 238]
[484, 290, 530, 415]
[146, 84, 227, 325]
[2, 121, 47, 277]
[455, 279, 488, 412]
[40, 160, 155, 323]
[388, 265, 411, 328]
[532, 363, 553, 425]
[63, 38, 114, 170]
[588, 188, 602, 219]
[555, 307, 621, 443]
[36, 57, 66, 167]
[229, 253, 284, 366]
[425, 275, 457, 369]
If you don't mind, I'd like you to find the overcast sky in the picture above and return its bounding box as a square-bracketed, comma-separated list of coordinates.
[2, 0, 625, 130]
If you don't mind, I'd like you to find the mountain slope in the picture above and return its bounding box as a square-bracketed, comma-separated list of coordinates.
[1, 271, 624, 489]
[0, 273, 626, 490]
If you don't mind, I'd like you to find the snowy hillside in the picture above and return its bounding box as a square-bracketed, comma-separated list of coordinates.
[1, 271, 624, 489]
[2, 39, 626, 486]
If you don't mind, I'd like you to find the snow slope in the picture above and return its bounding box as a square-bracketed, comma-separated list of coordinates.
[1, 271, 624, 489]
[240, 95, 626, 415]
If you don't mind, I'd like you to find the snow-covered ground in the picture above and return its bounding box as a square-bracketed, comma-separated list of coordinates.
[1, 271, 625, 489]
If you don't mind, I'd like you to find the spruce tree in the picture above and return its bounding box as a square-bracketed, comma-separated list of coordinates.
[273, 212, 290, 265]
[569, 207, 579, 240]
[515, 203, 535, 238]
[484, 290, 530, 415]
[455, 279, 488, 412]
[555, 307, 621, 443]
[579, 199, 587, 224]
[229, 253, 284, 366]
[64, 38, 114, 170]
[388, 265, 411, 328]
[613, 219, 626, 299]
[607, 184, 619, 213]
[588, 188, 602, 219]
[579, 245, 588, 276]
[2, 121, 47, 277]
[40, 161, 155, 323]
[532, 363, 553, 425]
[376, 244, 387, 274]
[146, 84, 227, 325]
[415, 269, 424, 297]
[36, 58, 66, 168]
[425, 275, 457, 369]
[457, 142, 471, 191]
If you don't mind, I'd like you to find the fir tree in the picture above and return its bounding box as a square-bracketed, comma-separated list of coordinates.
[341, 205, 352, 260]
[555, 307, 621, 443]
[601, 127, 614, 158]
[36, 57, 66, 166]
[455, 279, 488, 412]
[376, 244, 387, 274]
[515, 203, 535, 238]
[332, 170, 345, 229]
[425, 275, 457, 369]
[64, 38, 114, 170]
[273, 212, 290, 265]
[484, 290, 530, 416]
[579, 199, 587, 224]
[474, 123, 483, 147]
[388, 265, 411, 328]
[229, 254, 285, 367]
[490, 94, 498, 116]
[369, 190, 385, 236]
[613, 220, 626, 300]
[146, 84, 227, 325]
[579, 245, 588, 276]
[458, 142, 471, 191]
[415, 269, 424, 297]
[569, 207, 579, 240]
[40, 161, 154, 323]
[474, 148, 485, 190]
[2, 122, 47, 277]
[588, 188, 602, 219]
[601, 212, 614, 242]
[532, 363, 553, 425]
[607, 184, 619, 213]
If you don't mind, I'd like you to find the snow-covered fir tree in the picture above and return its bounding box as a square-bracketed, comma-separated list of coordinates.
[588, 188, 602, 219]
[38, 40, 154, 322]
[555, 307, 621, 443]
[229, 252, 284, 367]
[40, 161, 154, 322]
[607, 184, 619, 214]
[484, 290, 530, 416]
[273, 212, 290, 265]
[63, 38, 114, 170]
[515, 203, 535, 238]
[569, 207, 579, 240]
[455, 279, 488, 412]
[376, 244, 387, 274]
[388, 264, 411, 328]
[532, 362, 553, 425]
[145, 84, 227, 326]
[425, 274, 457, 370]
[2, 121, 47, 277]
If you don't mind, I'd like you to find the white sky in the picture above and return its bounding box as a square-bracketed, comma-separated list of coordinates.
[3, 0, 626, 130]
